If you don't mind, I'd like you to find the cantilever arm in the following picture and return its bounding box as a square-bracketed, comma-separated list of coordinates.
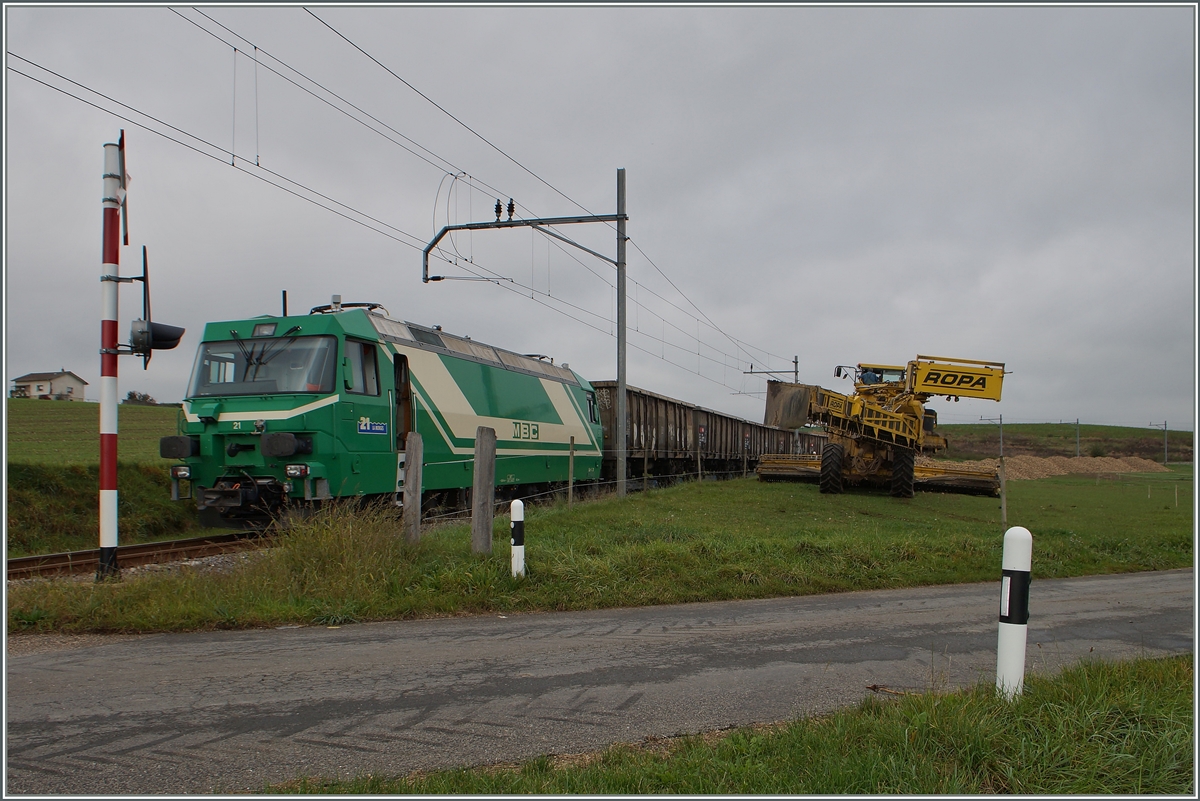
[423, 213, 626, 282]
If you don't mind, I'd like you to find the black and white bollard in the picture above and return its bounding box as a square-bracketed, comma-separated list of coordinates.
[510, 500, 525, 578]
[996, 525, 1032, 700]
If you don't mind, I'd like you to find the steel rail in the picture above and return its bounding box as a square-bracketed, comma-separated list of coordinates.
[7, 532, 265, 581]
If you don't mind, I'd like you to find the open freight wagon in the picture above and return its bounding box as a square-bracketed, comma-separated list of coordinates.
[590, 381, 798, 485]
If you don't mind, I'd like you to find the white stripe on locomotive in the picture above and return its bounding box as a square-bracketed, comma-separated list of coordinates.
[392, 342, 597, 456]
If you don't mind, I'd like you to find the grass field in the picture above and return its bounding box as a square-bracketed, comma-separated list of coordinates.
[8, 465, 1191, 633]
[271, 654, 1193, 795]
[5, 398, 181, 465]
[940, 422, 1193, 462]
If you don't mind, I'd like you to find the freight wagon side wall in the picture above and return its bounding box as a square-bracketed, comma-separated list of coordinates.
[597, 383, 690, 462]
[592, 381, 797, 480]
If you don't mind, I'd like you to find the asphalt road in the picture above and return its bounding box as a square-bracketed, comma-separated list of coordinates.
[5, 568, 1193, 795]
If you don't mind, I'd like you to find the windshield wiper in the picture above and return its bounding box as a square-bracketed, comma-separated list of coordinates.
[255, 326, 303, 367]
[231, 326, 302, 381]
[229, 329, 255, 366]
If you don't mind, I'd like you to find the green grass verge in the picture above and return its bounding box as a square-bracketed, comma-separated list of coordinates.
[5, 399, 201, 554]
[5, 462, 206, 557]
[940, 422, 1193, 462]
[270, 654, 1193, 795]
[8, 468, 1191, 634]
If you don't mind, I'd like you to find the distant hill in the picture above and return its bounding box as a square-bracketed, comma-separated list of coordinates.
[938, 423, 1192, 463]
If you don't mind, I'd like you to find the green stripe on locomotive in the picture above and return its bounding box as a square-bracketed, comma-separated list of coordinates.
[173, 307, 603, 510]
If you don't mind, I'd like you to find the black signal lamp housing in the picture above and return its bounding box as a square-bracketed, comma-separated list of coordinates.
[131, 319, 185, 353]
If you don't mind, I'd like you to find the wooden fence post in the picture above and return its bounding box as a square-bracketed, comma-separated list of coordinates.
[472, 426, 496, 554]
[402, 431, 423, 544]
[568, 436, 575, 510]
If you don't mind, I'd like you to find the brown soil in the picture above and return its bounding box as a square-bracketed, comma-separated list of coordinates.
[922, 455, 1171, 481]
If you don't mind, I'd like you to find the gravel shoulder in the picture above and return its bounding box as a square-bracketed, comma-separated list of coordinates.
[6, 631, 162, 656]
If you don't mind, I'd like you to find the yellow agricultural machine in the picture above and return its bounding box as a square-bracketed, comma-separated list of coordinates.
[757, 355, 1005, 497]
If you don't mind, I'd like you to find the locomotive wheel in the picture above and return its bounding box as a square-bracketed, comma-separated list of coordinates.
[891, 448, 916, 498]
[819, 444, 844, 494]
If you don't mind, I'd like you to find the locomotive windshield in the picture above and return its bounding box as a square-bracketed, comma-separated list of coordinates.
[188, 335, 338, 397]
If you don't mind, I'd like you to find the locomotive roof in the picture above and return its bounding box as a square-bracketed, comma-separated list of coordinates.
[198, 308, 582, 388]
[366, 311, 581, 387]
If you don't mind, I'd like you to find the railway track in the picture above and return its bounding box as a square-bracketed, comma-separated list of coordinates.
[7, 532, 265, 581]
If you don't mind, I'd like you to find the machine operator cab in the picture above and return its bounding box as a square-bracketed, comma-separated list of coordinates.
[833, 363, 906, 388]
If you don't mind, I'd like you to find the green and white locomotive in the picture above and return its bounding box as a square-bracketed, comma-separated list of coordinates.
[160, 298, 603, 525]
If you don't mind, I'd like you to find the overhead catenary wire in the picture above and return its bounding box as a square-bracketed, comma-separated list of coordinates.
[10, 51, 611, 343]
[629, 236, 784, 367]
[179, 5, 578, 234]
[8, 58, 433, 253]
[298, 7, 793, 374]
[176, 5, 555, 229]
[433, 246, 759, 391]
[184, 6, 795, 378]
[434, 171, 472, 264]
[12, 37, 793, 391]
[10, 54, 785, 393]
[296, 8, 792, 369]
[303, 7, 596, 221]
[230, 46, 237, 164]
[253, 45, 260, 166]
[177, 8, 629, 299]
[171, 8, 464, 179]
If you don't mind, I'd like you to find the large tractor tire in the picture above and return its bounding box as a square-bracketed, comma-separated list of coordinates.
[891, 448, 916, 498]
[819, 443, 845, 494]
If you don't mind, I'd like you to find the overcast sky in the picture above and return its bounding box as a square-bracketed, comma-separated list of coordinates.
[4, 5, 1196, 432]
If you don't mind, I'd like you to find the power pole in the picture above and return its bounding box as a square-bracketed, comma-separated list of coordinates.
[1149, 421, 1168, 465]
[616, 169, 628, 498]
[982, 414, 1006, 529]
[999, 414, 1005, 528]
[1075, 418, 1079, 458]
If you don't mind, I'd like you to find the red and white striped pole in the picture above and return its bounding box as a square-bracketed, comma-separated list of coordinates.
[97, 137, 124, 579]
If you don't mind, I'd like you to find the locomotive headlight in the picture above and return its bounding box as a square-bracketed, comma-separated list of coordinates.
[285, 464, 309, 478]
[171, 465, 191, 480]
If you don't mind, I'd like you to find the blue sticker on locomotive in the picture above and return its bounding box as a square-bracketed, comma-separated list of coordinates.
[357, 418, 388, 435]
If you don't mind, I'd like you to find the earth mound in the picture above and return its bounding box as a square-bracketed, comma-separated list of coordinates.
[926, 455, 1171, 481]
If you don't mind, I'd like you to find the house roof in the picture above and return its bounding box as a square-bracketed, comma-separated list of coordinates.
[12, 371, 89, 385]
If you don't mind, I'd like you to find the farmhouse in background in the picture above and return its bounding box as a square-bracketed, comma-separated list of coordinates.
[9, 370, 88, 401]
